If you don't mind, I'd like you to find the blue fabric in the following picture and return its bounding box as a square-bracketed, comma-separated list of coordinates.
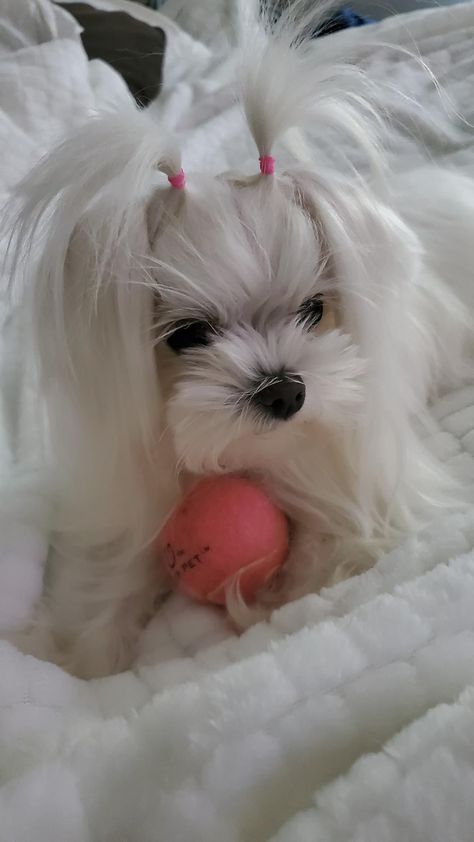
[341, 7, 374, 26]
[315, 7, 374, 36]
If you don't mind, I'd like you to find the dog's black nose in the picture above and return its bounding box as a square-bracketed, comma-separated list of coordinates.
[253, 374, 306, 421]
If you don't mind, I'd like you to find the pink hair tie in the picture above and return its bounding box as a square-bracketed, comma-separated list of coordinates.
[259, 155, 275, 175]
[168, 169, 186, 190]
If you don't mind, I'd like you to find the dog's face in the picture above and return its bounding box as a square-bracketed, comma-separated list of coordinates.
[149, 175, 365, 474]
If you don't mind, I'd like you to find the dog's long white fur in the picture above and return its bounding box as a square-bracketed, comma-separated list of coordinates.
[7, 1, 474, 675]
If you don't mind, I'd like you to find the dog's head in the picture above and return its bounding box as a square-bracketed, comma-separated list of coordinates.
[149, 171, 367, 474]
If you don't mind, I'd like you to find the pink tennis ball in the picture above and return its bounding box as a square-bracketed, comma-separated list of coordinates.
[160, 476, 289, 605]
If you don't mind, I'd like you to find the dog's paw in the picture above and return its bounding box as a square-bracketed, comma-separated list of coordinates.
[61, 634, 134, 679]
[3, 617, 59, 665]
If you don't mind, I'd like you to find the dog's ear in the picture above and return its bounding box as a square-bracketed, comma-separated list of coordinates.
[10, 110, 182, 536]
[290, 168, 422, 375]
[289, 168, 438, 519]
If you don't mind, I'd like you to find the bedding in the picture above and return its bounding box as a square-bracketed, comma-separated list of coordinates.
[0, 1, 473, 839]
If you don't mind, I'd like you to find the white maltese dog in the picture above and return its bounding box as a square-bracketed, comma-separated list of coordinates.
[7, 2, 473, 677]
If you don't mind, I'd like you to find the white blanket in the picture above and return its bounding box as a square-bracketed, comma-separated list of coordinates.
[1, 2, 474, 840]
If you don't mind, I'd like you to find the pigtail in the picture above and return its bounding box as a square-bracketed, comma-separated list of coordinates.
[239, 0, 384, 176]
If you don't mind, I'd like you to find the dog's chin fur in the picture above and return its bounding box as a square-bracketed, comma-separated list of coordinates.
[5, 2, 474, 677]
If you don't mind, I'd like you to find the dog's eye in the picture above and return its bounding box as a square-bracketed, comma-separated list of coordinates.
[297, 295, 324, 329]
[166, 320, 212, 354]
